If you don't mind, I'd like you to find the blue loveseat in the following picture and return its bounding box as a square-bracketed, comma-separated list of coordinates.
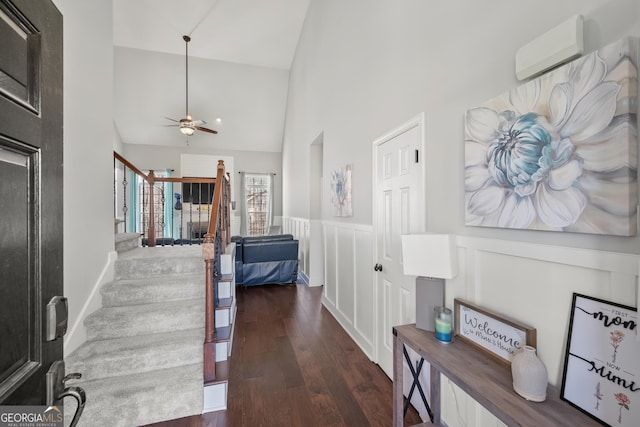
[231, 234, 299, 286]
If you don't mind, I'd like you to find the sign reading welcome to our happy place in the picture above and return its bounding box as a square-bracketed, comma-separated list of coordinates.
[454, 299, 536, 364]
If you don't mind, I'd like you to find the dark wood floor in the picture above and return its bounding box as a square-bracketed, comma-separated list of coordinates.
[146, 284, 422, 426]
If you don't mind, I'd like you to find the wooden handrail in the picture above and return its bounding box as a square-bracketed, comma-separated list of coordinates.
[155, 177, 215, 183]
[114, 151, 149, 181]
[202, 160, 229, 384]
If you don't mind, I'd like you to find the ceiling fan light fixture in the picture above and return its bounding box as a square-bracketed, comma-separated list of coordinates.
[165, 35, 218, 138]
[180, 125, 195, 136]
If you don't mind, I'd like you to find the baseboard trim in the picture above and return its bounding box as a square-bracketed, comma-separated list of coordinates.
[297, 269, 310, 285]
[64, 250, 117, 356]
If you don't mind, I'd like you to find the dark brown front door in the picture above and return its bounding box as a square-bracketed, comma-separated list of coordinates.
[0, 0, 64, 405]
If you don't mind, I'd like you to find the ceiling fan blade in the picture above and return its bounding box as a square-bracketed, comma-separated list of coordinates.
[191, 119, 206, 126]
[164, 116, 180, 122]
[195, 126, 218, 134]
[164, 124, 179, 127]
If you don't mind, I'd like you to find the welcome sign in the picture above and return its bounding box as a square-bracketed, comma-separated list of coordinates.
[561, 294, 639, 426]
[454, 299, 536, 364]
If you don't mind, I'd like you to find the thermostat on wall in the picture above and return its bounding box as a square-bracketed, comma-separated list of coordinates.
[515, 15, 584, 80]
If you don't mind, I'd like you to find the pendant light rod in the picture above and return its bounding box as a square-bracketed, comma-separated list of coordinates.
[183, 35, 190, 118]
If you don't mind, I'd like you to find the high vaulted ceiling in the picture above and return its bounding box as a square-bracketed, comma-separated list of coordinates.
[112, 0, 310, 152]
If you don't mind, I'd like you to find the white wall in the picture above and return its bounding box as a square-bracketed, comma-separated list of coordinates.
[53, 0, 116, 355]
[283, 0, 640, 424]
[283, 0, 640, 252]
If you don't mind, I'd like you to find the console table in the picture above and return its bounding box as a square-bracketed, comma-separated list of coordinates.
[392, 324, 600, 427]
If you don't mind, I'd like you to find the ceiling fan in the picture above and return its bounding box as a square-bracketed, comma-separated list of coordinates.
[165, 35, 218, 136]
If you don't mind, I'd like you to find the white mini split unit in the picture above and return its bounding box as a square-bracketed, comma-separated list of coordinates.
[515, 15, 584, 80]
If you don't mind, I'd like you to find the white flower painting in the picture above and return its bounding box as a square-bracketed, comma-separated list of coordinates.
[465, 37, 638, 235]
[331, 164, 352, 217]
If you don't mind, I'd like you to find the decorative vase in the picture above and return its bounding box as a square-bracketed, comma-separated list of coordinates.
[174, 193, 182, 210]
[434, 306, 452, 343]
[511, 345, 548, 402]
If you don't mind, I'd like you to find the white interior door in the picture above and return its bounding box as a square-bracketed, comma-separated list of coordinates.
[373, 115, 425, 377]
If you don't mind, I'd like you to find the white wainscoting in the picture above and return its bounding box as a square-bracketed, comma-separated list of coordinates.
[282, 216, 310, 276]
[322, 221, 375, 358]
[440, 236, 639, 427]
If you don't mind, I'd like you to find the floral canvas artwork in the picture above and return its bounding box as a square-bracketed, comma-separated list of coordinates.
[330, 164, 352, 217]
[465, 37, 638, 235]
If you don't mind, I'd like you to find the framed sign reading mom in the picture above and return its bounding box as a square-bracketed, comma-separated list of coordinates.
[454, 298, 536, 364]
[561, 293, 639, 426]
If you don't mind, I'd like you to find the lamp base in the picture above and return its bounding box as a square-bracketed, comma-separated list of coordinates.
[415, 277, 445, 332]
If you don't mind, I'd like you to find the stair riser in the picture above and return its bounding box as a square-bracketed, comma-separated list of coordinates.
[101, 282, 204, 307]
[215, 341, 228, 362]
[204, 382, 228, 412]
[68, 341, 202, 381]
[215, 308, 231, 328]
[85, 306, 203, 341]
[115, 237, 140, 253]
[218, 280, 232, 299]
[115, 257, 204, 280]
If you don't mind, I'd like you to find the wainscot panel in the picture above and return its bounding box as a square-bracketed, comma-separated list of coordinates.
[282, 216, 310, 278]
[440, 236, 638, 427]
[322, 221, 375, 357]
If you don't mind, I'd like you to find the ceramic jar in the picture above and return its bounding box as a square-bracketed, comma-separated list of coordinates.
[511, 345, 548, 402]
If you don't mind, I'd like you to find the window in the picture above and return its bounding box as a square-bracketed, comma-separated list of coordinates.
[244, 174, 272, 236]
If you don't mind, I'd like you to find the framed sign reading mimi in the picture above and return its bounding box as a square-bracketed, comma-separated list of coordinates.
[454, 298, 536, 364]
[561, 293, 639, 426]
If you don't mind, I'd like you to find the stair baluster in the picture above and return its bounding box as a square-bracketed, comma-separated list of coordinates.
[122, 166, 128, 232]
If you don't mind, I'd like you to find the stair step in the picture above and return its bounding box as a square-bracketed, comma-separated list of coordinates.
[101, 273, 204, 306]
[85, 299, 203, 341]
[115, 246, 204, 280]
[115, 232, 141, 253]
[65, 328, 204, 381]
[64, 364, 203, 427]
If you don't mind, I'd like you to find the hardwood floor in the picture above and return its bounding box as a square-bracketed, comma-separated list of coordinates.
[145, 284, 422, 426]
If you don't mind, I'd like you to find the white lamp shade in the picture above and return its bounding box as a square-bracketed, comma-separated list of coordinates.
[401, 233, 458, 279]
[180, 126, 195, 136]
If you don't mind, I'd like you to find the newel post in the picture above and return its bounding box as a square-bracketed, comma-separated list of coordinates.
[202, 232, 216, 382]
[147, 170, 156, 247]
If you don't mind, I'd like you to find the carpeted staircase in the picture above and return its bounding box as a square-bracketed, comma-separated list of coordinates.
[64, 233, 234, 426]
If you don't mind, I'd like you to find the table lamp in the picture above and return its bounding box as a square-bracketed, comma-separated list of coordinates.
[401, 233, 458, 332]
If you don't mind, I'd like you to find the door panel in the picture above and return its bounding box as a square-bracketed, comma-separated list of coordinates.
[375, 121, 424, 376]
[374, 116, 428, 419]
[0, 0, 64, 405]
[0, 142, 40, 398]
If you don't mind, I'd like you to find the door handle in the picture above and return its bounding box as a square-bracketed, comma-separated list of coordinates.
[46, 361, 86, 427]
[374, 263, 383, 272]
[59, 386, 86, 427]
